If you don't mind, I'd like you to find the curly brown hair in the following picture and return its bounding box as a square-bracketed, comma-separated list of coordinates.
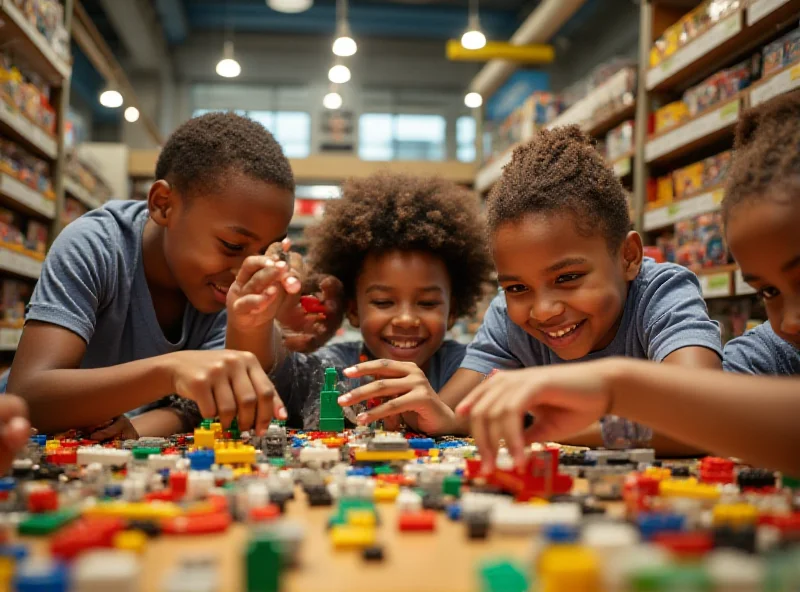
[306, 173, 493, 318]
[486, 125, 630, 250]
[723, 91, 800, 223]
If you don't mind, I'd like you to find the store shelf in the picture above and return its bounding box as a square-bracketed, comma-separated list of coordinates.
[475, 146, 516, 194]
[584, 102, 636, 139]
[548, 68, 636, 132]
[0, 174, 55, 219]
[749, 62, 800, 107]
[645, 99, 740, 164]
[612, 154, 633, 179]
[0, 327, 23, 351]
[0, 247, 42, 279]
[64, 178, 103, 210]
[698, 265, 736, 299]
[734, 268, 757, 296]
[0, 0, 71, 85]
[0, 104, 58, 160]
[643, 187, 724, 231]
[646, 1, 800, 92]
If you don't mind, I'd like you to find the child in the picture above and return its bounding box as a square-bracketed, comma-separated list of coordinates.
[720, 92, 800, 376]
[0, 395, 30, 475]
[456, 92, 800, 476]
[264, 173, 494, 431]
[8, 112, 303, 437]
[348, 127, 722, 453]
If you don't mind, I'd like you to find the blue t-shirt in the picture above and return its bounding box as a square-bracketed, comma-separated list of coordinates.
[271, 340, 466, 429]
[723, 322, 800, 376]
[462, 258, 722, 373]
[23, 200, 227, 426]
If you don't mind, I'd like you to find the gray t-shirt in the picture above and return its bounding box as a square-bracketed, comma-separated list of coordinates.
[462, 258, 722, 373]
[271, 340, 466, 429]
[25, 199, 227, 424]
[723, 322, 800, 376]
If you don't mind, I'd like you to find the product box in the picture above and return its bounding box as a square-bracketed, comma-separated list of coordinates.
[0, 279, 30, 327]
[702, 151, 732, 188]
[656, 175, 675, 205]
[0, 207, 24, 248]
[655, 101, 689, 133]
[606, 120, 634, 162]
[673, 162, 705, 199]
[656, 234, 676, 264]
[697, 212, 729, 268]
[762, 37, 785, 77]
[25, 220, 48, 255]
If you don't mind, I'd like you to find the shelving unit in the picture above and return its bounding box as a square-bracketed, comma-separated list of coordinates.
[0, 0, 75, 354]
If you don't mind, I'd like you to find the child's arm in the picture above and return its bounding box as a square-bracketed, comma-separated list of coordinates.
[457, 358, 800, 476]
[8, 322, 283, 434]
[0, 395, 30, 475]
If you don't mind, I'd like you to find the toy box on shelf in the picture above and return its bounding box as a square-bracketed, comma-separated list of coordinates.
[0, 205, 49, 258]
[605, 120, 634, 162]
[0, 138, 55, 200]
[9, 0, 71, 62]
[0, 49, 57, 138]
[647, 150, 731, 211]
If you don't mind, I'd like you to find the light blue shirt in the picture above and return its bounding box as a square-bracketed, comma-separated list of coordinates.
[723, 322, 800, 376]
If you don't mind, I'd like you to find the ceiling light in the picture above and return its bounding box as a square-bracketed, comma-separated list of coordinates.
[464, 92, 483, 108]
[333, 0, 356, 56]
[461, 1, 486, 50]
[216, 41, 241, 78]
[124, 106, 140, 122]
[323, 92, 343, 110]
[267, 0, 313, 13]
[333, 35, 357, 57]
[328, 64, 351, 84]
[99, 86, 123, 108]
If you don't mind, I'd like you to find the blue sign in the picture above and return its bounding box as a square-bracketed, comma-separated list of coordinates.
[485, 70, 550, 123]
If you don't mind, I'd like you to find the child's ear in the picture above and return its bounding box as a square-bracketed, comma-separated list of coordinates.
[621, 231, 644, 281]
[345, 299, 360, 328]
[147, 180, 175, 227]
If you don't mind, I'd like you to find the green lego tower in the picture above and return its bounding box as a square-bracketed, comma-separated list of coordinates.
[319, 367, 344, 432]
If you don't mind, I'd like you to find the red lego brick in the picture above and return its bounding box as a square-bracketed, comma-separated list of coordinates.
[50, 517, 125, 560]
[653, 531, 713, 558]
[249, 504, 281, 523]
[47, 449, 77, 465]
[162, 511, 231, 535]
[300, 295, 327, 314]
[398, 510, 436, 532]
[759, 512, 800, 533]
[699, 457, 735, 485]
[144, 490, 176, 503]
[28, 489, 58, 513]
[170, 472, 187, 498]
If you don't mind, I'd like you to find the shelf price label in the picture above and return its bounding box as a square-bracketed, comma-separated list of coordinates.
[750, 63, 800, 106]
[613, 157, 631, 178]
[747, 0, 791, 25]
[0, 328, 22, 351]
[700, 272, 732, 298]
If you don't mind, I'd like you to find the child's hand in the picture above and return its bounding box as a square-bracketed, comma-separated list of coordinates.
[0, 395, 30, 475]
[455, 363, 612, 473]
[226, 240, 301, 333]
[87, 416, 139, 441]
[338, 360, 457, 435]
[166, 350, 287, 434]
[281, 276, 345, 353]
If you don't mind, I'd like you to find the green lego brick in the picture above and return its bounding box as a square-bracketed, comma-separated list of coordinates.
[200, 418, 213, 429]
[228, 417, 241, 440]
[632, 565, 711, 592]
[132, 447, 161, 460]
[246, 532, 282, 592]
[319, 418, 344, 432]
[329, 498, 377, 526]
[18, 508, 79, 535]
[373, 465, 393, 475]
[479, 560, 529, 592]
[323, 367, 337, 391]
[782, 475, 800, 489]
[443, 474, 462, 497]
[269, 458, 286, 468]
[320, 368, 344, 425]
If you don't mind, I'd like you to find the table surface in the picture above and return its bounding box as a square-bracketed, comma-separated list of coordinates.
[19, 481, 622, 592]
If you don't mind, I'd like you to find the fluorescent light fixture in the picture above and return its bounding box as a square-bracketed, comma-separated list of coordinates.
[124, 106, 140, 122]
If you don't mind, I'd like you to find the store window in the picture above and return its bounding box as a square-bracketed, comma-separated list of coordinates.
[456, 115, 476, 163]
[358, 113, 446, 161]
[191, 109, 311, 158]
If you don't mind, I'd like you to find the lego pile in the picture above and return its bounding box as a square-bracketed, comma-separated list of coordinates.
[0, 374, 797, 591]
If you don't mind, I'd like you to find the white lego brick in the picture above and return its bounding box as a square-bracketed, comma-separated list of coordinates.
[707, 549, 764, 588]
[147, 454, 181, 471]
[442, 445, 477, 459]
[149, 473, 164, 492]
[343, 475, 375, 500]
[495, 448, 514, 470]
[247, 482, 270, 509]
[73, 550, 140, 592]
[187, 471, 214, 500]
[582, 522, 640, 552]
[395, 488, 423, 513]
[460, 492, 512, 516]
[77, 446, 132, 467]
[298, 445, 339, 466]
[490, 502, 581, 534]
[627, 449, 655, 464]
[121, 478, 145, 502]
[368, 432, 410, 450]
[603, 544, 670, 591]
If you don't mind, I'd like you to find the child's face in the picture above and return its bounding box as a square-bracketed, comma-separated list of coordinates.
[347, 250, 453, 370]
[726, 196, 800, 349]
[157, 172, 294, 314]
[492, 213, 641, 360]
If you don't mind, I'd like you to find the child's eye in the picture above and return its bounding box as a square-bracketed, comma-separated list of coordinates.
[419, 300, 442, 308]
[555, 273, 584, 284]
[371, 300, 393, 308]
[757, 286, 780, 300]
[219, 239, 244, 252]
[504, 284, 528, 294]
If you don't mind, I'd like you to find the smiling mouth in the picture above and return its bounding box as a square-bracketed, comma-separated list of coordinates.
[541, 320, 584, 339]
[381, 337, 428, 350]
[210, 283, 231, 295]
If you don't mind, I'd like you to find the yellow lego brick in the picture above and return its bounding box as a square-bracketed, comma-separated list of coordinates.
[373, 483, 399, 503]
[214, 442, 257, 465]
[322, 437, 345, 448]
[644, 466, 672, 481]
[193, 428, 216, 449]
[353, 450, 416, 462]
[84, 501, 182, 520]
[233, 466, 253, 478]
[330, 525, 376, 549]
[113, 529, 147, 553]
[528, 497, 549, 506]
[347, 509, 377, 527]
[538, 545, 600, 591]
[0, 556, 14, 590]
[45, 440, 59, 451]
[712, 503, 758, 528]
[429, 449, 440, 458]
[210, 422, 223, 436]
[659, 478, 720, 502]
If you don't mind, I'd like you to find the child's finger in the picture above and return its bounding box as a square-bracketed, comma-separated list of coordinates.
[239, 264, 285, 296]
[248, 368, 283, 435]
[337, 378, 412, 406]
[230, 371, 257, 432]
[355, 394, 420, 425]
[213, 379, 237, 429]
[0, 396, 28, 422]
[501, 411, 526, 466]
[1, 416, 30, 449]
[281, 275, 301, 295]
[343, 360, 412, 379]
[232, 293, 274, 316]
[455, 379, 491, 416]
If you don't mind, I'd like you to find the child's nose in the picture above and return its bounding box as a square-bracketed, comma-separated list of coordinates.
[529, 294, 565, 322]
[392, 310, 421, 328]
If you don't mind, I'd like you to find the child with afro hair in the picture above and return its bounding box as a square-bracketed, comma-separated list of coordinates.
[263, 172, 494, 432]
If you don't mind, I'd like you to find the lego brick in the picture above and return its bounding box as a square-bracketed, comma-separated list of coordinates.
[77, 447, 132, 467]
[147, 454, 180, 471]
[73, 549, 140, 592]
[113, 530, 148, 554]
[18, 509, 79, 536]
[214, 443, 257, 465]
[373, 483, 399, 503]
[490, 503, 581, 535]
[50, 517, 125, 560]
[83, 501, 182, 521]
[319, 418, 344, 433]
[353, 450, 416, 462]
[193, 428, 216, 450]
[362, 545, 384, 561]
[246, 533, 281, 592]
[398, 510, 436, 532]
[330, 525, 376, 549]
[162, 512, 231, 535]
[479, 560, 529, 592]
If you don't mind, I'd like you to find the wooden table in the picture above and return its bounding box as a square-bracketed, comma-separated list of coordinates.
[20, 481, 624, 592]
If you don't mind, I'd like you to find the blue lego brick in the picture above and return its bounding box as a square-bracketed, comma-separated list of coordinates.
[103, 484, 122, 498]
[0, 544, 29, 561]
[291, 437, 305, 448]
[543, 524, 579, 544]
[408, 438, 435, 450]
[0, 477, 15, 491]
[347, 467, 374, 477]
[13, 559, 69, 592]
[187, 449, 215, 471]
[638, 512, 685, 540]
[29, 435, 46, 446]
[446, 503, 462, 521]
